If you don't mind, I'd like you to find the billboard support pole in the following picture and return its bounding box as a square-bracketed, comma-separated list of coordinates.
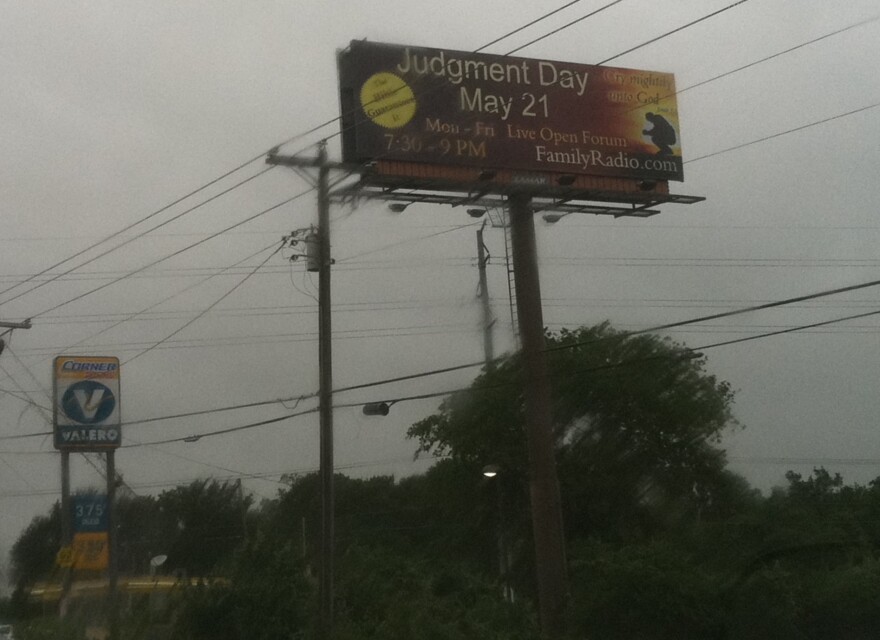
[508, 193, 568, 638]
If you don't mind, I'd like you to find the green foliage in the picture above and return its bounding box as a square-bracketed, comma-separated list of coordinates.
[409, 323, 740, 542]
[10, 503, 61, 587]
[12, 617, 85, 640]
[157, 479, 252, 576]
[169, 583, 238, 640]
[222, 533, 312, 640]
[333, 544, 538, 640]
[567, 539, 723, 640]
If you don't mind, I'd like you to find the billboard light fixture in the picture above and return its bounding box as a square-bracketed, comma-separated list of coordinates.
[388, 202, 410, 213]
[542, 213, 568, 224]
[556, 174, 576, 186]
[467, 208, 486, 218]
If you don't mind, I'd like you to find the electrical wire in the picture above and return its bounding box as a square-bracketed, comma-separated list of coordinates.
[504, 0, 626, 55]
[119, 242, 284, 367]
[0, 166, 275, 309]
[125, 408, 317, 447]
[598, 0, 752, 65]
[0, 0, 750, 321]
[62, 240, 283, 355]
[686, 102, 880, 164]
[106, 303, 880, 448]
[279, 0, 632, 159]
[4, 302, 878, 449]
[0, 0, 764, 314]
[675, 16, 879, 99]
[28, 189, 312, 320]
[337, 221, 482, 262]
[691, 309, 880, 351]
[475, 0, 585, 53]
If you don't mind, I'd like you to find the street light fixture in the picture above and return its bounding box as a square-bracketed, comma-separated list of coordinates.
[362, 402, 391, 416]
[481, 464, 514, 602]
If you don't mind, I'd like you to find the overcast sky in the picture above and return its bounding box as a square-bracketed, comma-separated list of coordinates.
[1, 0, 879, 575]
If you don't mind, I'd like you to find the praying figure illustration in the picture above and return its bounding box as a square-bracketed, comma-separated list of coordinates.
[642, 112, 676, 156]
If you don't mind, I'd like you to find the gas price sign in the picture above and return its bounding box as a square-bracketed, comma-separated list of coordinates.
[338, 41, 685, 181]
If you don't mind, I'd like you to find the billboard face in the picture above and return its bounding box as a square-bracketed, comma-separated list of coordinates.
[339, 41, 684, 182]
[53, 356, 121, 450]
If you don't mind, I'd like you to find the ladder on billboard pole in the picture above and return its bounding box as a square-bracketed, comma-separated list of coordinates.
[485, 208, 519, 345]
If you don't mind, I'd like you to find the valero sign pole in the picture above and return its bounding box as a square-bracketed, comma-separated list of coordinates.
[52, 356, 121, 637]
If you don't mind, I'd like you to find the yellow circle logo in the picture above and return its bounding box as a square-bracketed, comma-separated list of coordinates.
[360, 72, 416, 129]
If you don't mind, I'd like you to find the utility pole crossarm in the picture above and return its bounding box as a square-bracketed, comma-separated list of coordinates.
[0, 319, 32, 329]
[266, 150, 355, 172]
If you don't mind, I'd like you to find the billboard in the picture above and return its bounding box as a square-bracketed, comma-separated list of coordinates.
[53, 356, 121, 450]
[338, 41, 684, 182]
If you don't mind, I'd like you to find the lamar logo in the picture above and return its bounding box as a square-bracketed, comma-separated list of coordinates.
[61, 380, 116, 424]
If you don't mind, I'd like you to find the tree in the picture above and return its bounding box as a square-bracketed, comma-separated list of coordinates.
[10, 503, 61, 588]
[156, 479, 253, 576]
[409, 323, 741, 541]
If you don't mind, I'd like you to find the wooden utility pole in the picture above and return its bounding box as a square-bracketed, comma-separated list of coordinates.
[315, 141, 335, 639]
[267, 144, 336, 638]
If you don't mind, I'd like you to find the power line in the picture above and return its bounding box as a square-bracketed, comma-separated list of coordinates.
[124, 409, 317, 447]
[280, 0, 631, 160]
[5, 301, 878, 449]
[504, 0, 626, 55]
[61, 240, 282, 356]
[475, 0, 585, 53]
[686, 102, 880, 164]
[691, 309, 880, 351]
[0, 166, 276, 308]
[677, 16, 879, 98]
[119, 242, 284, 368]
[598, 0, 751, 64]
[28, 189, 312, 320]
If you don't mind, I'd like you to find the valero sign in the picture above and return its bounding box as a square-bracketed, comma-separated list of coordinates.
[338, 41, 685, 182]
[53, 356, 121, 450]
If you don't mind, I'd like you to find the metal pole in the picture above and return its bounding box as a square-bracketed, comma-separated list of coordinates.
[60, 452, 72, 546]
[59, 451, 72, 623]
[107, 450, 119, 640]
[476, 224, 495, 367]
[316, 141, 335, 639]
[508, 193, 568, 638]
